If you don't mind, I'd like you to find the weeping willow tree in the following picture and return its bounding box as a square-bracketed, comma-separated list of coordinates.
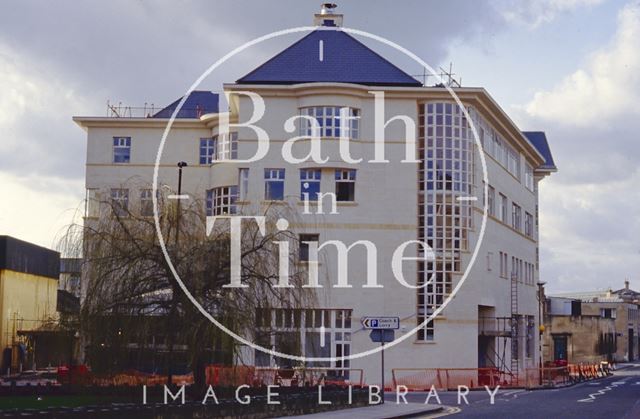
[59, 182, 314, 388]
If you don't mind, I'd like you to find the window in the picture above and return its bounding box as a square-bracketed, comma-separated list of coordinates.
[110, 188, 129, 216]
[140, 189, 153, 216]
[507, 147, 520, 179]
[525, 163, 534, 191]
[264, 169, 285, 201]
[238, 168, 249, 201]
[417, 102, 474, 342]
[525, 212, 534, 238]
[86, 189, 99, 218]
[526, 316, 535, 358]
[299, 234, 319, 262]
[216, 132, 238, 160]
[335, 169, 356, 202]
[487, 185, 495, 217]
[600, 308, 617, 319]
[499, 193, 508, 223]
[113, 137, 131, 163]
[300, 169, 321, 201]
[206, 186, 238, 216]
[499, 252, 508, 278]
[299, 106, 360, 139]
[512, 203, 522, 231]
[486, 252, 493, 271]
[200, 138, 215, 164]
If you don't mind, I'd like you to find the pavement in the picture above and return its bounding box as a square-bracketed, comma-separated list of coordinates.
[283, 402, 443, 419]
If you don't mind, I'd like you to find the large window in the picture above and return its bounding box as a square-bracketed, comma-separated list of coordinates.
[487, 185, 495, 217]
[200, 138, 215, 164]
[300, 169, 321, 201]
[299, 234, 319, 262]
[299, 106, 360, 139]
[499, 251, 508, 278]
[110, 188, 129, 216]
[238, 168, 249, 201]
[113, 137, 131, 163]
[264, 169, 285, 201]
[255, 308, 352, 370]
[206, 186, 238, 216]
[200, 133, 238, 164]
[512, 203, 522, 231]
[417, 102, 474, 342]
[499, 193, 508, 223]
[217, 132, 238, 160]
[140, 189, 154, 216]
[525, 163, 534, 192]
[335, 169, 356, 202]
[525, 212, 534, 238]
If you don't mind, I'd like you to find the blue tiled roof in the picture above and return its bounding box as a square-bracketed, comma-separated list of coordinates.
[523, 131, 557, 171]
[153, 91, 219, 119]
[237, 29, 422, 86]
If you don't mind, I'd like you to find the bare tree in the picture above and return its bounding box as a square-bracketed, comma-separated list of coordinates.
[60, 182, 314, 389]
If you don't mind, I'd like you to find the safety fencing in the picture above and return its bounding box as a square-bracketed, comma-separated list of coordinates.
[391, 368, 519, 391]
[205, 366, 364, 388]
[393, 363, 612, 391]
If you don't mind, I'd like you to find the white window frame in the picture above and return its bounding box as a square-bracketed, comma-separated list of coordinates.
[299, 106, 360, 139]
[113, 137, 131, 163]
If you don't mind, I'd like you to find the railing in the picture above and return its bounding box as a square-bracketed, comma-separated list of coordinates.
[392, 368, 519, 390]
[105, 101, 209, 118]
[205, 366, 364, 388]
[392, 363, 612, 391]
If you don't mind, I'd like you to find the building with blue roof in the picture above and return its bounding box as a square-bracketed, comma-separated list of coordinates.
[75, 3, 557, 385]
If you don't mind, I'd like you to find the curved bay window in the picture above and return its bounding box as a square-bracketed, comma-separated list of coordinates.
[299, 106, 360, 139]
[416, 102, 474, 341]
[206, 186, 238, 216]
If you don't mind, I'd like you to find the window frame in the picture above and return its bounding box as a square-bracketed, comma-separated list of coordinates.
[334, 169, 356, 202]
[264, 168, 286, 201]
[113, 137, 131, 164]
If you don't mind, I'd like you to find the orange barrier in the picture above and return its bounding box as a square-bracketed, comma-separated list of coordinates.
[524, 362, 611, 388]
[90, 371, 194, 387]
[205, 366, 364, 387]
[391, 368, 518, 391]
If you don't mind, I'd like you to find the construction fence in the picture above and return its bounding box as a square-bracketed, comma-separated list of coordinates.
[392, 363, 612, 391]
[205, 366, 364, 388]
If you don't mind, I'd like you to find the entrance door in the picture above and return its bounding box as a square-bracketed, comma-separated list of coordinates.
[629, 329, 634, 361]
[553, 335, 568, 362]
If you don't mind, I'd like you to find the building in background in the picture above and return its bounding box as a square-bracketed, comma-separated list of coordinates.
[543, 296, 617, 364]
[550, 282, 640, 362]
[0, 236, 60, 371]
[74, 5, 557, 384]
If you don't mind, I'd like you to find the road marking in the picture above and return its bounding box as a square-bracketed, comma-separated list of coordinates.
[429, 406, 461, 417]
[577, 380, 626, 402]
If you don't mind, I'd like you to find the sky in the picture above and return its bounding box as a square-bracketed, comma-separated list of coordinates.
[0, 0, 638, 293]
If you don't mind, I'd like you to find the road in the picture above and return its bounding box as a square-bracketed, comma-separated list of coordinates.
[388, 364, 640, 418]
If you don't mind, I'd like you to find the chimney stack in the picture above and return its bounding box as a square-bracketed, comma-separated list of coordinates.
[625, 279, 630, 290]
[314, 3, 343, 27]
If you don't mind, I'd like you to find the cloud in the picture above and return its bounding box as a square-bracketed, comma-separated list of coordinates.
[539, 168, 640, 292]
[524, 3, 640, 125]
[496, 0, 605, 27]
[0, 172, 84, 250]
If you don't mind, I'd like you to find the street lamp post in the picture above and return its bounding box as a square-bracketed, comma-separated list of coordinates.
[167, 161, 187, 388]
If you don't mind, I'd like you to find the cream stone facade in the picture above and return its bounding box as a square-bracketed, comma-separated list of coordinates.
[74, 9, 556, 385]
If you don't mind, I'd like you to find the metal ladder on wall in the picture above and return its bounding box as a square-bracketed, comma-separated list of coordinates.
[510, 272, 519, 385]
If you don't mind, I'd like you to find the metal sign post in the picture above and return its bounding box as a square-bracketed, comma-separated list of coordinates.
[364, 317, 399, 405]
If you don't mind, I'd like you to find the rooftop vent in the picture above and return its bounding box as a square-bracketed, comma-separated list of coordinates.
[314, 3, 343, 27]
